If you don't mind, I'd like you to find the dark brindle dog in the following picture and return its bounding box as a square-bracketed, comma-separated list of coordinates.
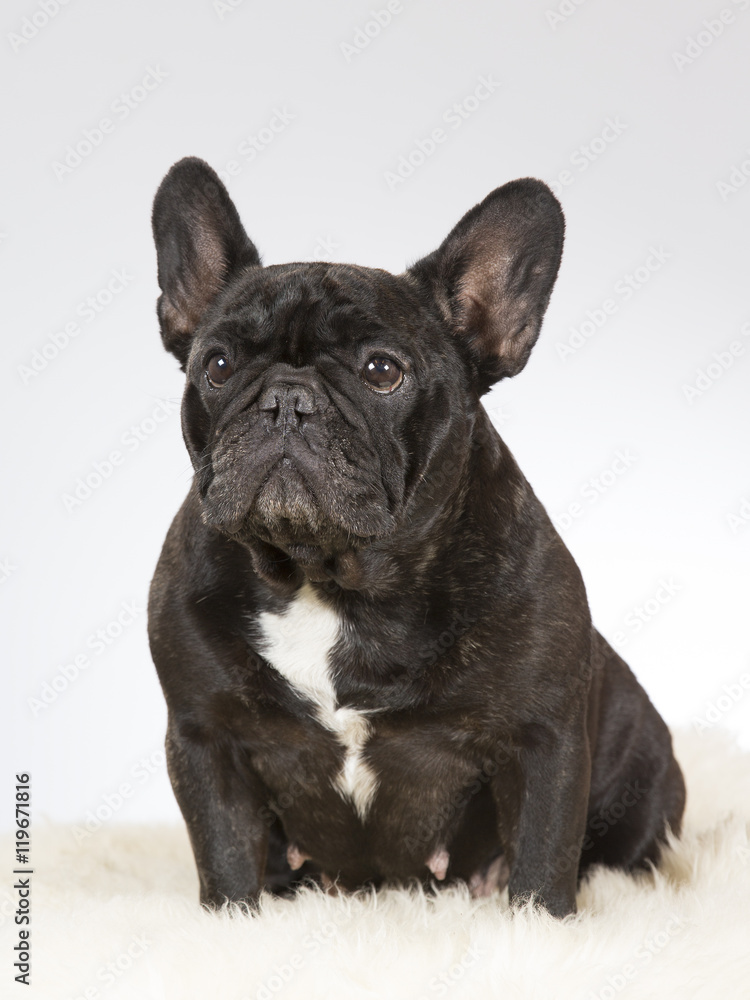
[148, 158, 685, 917]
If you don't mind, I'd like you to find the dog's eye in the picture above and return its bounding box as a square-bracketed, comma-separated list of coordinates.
[206, 354, 234, 387]
[362, 357, 403, 393]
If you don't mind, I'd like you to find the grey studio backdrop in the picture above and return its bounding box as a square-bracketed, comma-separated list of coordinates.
[3, 0, 749, 834]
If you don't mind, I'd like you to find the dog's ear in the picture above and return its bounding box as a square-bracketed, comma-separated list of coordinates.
[152, 157, 261, 367]
[409, 179, 564, 393]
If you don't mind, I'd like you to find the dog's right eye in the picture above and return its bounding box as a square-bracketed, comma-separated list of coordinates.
[362, 356, 403, 393]
[206, 354, 234, 387]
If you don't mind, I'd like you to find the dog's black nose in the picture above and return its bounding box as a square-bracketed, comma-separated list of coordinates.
[259, 383, 317, 428]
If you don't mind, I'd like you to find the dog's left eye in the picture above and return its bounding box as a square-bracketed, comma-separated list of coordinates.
[206, 354, 234, 387]
[362, 357, 403, 393]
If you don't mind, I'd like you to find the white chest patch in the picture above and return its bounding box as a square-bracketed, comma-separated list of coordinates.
[255, 583, 379, 820]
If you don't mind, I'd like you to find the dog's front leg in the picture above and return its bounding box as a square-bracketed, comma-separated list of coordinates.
[494, 729, 591, 917]
[166, 718, 270, 910]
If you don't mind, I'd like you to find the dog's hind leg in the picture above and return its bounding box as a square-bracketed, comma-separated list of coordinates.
[580, 632, 686, 877]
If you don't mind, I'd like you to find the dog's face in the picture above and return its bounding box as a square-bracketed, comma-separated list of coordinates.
[152, 159, 564, 583]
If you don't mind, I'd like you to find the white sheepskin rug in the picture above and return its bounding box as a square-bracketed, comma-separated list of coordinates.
[4, 730, 750, 1000]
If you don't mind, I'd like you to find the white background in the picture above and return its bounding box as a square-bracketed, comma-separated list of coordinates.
[3, 0, 749, 832]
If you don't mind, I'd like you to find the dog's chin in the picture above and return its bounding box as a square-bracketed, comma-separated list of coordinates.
[251, 464, 330, 544]
[202, 459, 394, 556]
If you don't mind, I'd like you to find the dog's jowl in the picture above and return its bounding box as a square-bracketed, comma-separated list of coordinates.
[148, 157, 685, 917]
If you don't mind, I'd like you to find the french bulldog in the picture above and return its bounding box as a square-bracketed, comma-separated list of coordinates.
[148, 157, 685, 918]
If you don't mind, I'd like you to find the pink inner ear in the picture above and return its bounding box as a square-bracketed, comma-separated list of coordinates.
[194, 229, 229, 284]
[456, 284, 507, 359]
[188, 227, 230, 311]
[163, 229, 228, 339]
[409, 178, 563, 385]
[454, 253, 510, 341]
[456, 257, 538, 376]
[153, 157, 261, 362]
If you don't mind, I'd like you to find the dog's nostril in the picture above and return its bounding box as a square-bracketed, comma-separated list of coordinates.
[259, 385, 317, 423]
[292, 388, 316, 416]
[259, 388, 281, 415]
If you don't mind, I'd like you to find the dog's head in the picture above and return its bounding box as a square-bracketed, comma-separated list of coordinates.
[152, 157, 563, 587]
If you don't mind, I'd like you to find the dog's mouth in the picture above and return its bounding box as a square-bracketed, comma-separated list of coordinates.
[253, 458, 329, 538]
[201, 455, 396, 592]
[200, 439, 397, 555]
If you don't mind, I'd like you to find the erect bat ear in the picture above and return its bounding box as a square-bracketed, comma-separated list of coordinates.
[151, 157, 261, 368]
[409, 179, 564, 393]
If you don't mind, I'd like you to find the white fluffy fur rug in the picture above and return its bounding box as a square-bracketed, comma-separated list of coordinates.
[4, 730, 750, 1000]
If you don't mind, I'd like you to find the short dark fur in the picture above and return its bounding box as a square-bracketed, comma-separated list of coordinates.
[148, 158, 685, 917]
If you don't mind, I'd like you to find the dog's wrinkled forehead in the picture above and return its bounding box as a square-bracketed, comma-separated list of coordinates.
[196, 262, 430, 366]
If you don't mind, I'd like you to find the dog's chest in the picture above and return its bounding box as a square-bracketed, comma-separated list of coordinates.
[255, 583, 378, 819]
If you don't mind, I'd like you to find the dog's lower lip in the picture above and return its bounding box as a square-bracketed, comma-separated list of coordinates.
[287, 543, 322, 561]
[254, 456, 300, 494]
